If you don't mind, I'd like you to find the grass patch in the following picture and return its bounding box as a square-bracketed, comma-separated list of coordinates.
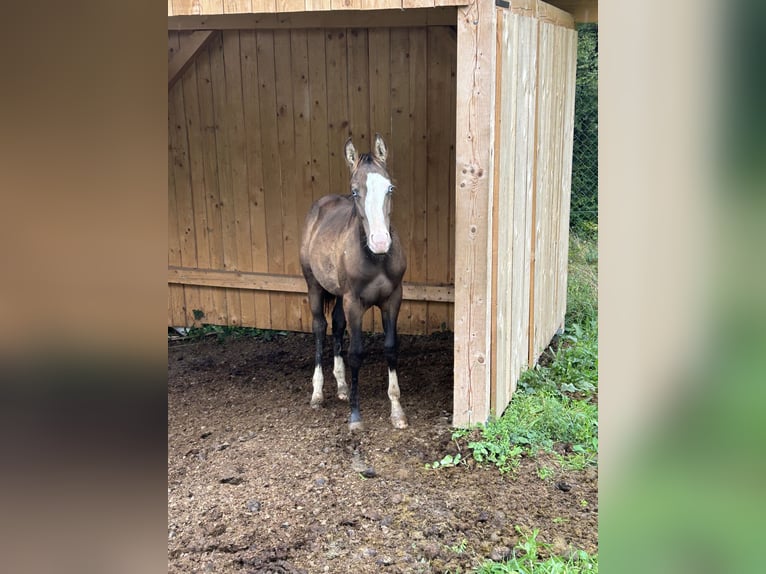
[474, 528, 598, 573]
[456, 232, 598, 473]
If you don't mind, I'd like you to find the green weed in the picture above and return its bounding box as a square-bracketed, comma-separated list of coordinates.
[428, 453, 463, 469]
[474, 528, 598, 573]
[174, 323, 289, 343]
[460, 233, 598, 474]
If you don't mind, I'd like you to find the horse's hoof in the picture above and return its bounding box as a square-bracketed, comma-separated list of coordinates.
[349, 420, 365, 432]
[391, 415, 408, 429]
[337, 390, 349, 401]
[310, 397, 323, 409]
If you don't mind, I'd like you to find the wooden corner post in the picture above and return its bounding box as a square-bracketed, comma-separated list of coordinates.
[453, 0, 498, 427]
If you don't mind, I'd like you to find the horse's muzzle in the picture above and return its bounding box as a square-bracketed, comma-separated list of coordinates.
[369, 231, 391, 254]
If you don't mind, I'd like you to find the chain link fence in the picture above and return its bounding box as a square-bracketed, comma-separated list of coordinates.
[571, 23, 598, 238]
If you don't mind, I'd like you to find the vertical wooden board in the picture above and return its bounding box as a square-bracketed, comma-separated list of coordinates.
[240, 30, 272, 329]
[347, 29, 371, 150]
[368, 28, 392, 160]
[389, 27, 412, 335]
[408, 27, 428, 334]
[181, 58, 217, 325]
[518, 15, 536, 376]
[252, 0, 277, 11]
[171, 0, 196, 15]
[447, 24, 457, 289]
[402, 0, 434, 8]
[291, 29, 315, 332]
[534, 22, 554, 359]
[495, 9, 518, 415]
[224, 0, 252, 12]
[508, 13, 530, 397]
[532, 22, 547, 358]
[368, 27, 392, 334]
[276, 0, 305, 12]
[273, 29, 303, 332]
[199, 0, 224, 14]
[361, 0, 402, 9]
[332, 0, 361, 9]
[169, 77, 205, 327]
[425, 27, 454, 334]
[325, 29, 350, 200]
[305, 0, 331, 10]
[346, 27, 375, 333]
[168, 113, 187, 326]
[222, 31, 258, 327]
[256, 30, 287, 329]
[550, 25, 565, 337]
[168, 0, 174, 16]
[194, 44, 229, 325]
[539, 23, 556, 348]
[489, 9, 503, 415]
[307, 30, 330, 203]
[209, 32, 244, 326]
[453, 0, 496, 427]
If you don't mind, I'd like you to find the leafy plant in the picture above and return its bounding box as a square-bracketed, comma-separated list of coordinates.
[474, 527, 598, 573]
[459, 233, 598, 474]
[428, 453, 463, 469]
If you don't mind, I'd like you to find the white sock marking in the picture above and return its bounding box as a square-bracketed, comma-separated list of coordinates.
[311, 365, 324, 405]
[333, 356, 348, 399]
[388, 369, 406, 424]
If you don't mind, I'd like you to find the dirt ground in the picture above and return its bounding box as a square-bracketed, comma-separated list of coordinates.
[168, 332, 598, 573]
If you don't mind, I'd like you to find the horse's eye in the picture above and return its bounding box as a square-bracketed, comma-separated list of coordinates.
[387, 186, 395, 194]
[351, 188, 359, 197]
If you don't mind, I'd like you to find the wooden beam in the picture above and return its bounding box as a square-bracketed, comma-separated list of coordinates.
[452, 0, 496, 428]
[543, 0, 597, 24]
[168, 266, 455, 302]
[168, 7, 457, 30]
[168, 31, 215, 90]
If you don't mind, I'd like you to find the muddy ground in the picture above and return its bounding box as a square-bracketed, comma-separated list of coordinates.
[168, 332, 597, 573]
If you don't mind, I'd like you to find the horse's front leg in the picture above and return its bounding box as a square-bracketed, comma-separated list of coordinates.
[307, 283, 327, 408]
[382, 286, 407, 429]
[343, 295, 366, 431]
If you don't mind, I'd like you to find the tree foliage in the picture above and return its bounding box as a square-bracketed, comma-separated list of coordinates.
[571, 24, 598, 237]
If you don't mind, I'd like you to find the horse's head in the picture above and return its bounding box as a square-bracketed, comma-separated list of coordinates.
[344, 134, 395, 255]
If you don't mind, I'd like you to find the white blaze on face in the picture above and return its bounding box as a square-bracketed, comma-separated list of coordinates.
[364, 172, 392, 253]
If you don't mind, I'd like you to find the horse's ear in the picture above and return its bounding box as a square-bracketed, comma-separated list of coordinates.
[344, 138, 358, 170]
[373, 133, 388, 164]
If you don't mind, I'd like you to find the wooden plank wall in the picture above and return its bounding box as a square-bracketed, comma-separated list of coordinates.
[490, 2, 576, 418]
[167, 26, 456, 334]
[530, 21, 577, 360]
[168, 0, 465, 15]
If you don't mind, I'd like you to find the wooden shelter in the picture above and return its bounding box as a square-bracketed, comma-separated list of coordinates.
[168, 0, 582, 426]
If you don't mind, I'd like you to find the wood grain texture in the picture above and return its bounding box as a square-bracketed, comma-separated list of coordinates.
[240, 31, 272, 328]
[389, 27, 413, 335]
[452, 0, 497, 427]
[169, 27, 458, 335]
[168, 8, 457, 29]
[255, 30, 288, 328]
[209, 32, 244, 325]
[181, 56, 217, 325]
[169, 267, 455, 301]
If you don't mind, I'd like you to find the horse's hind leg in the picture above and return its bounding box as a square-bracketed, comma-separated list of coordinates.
[331, 297, 349, 401]
[382, 287, 408, 429]
[307, 282, 327, 408]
